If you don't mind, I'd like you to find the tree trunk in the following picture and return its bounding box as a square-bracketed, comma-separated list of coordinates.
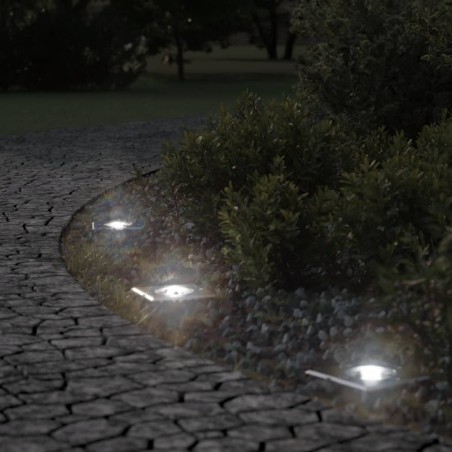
[268, 3, 278, 60]
[283, 32, 297, 60]
[252, 13, 278, 60]
[174, 31, 185, 81]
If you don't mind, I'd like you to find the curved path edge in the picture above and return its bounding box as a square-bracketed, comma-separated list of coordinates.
[0, 119, 450, 452]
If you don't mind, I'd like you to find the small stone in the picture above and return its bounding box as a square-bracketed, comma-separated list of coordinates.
[318, 330, 328, 341]
[436, 381, 449, 392]
[285, 358, 296, 370]
[335, 309, 346, 320]
[273, 344, 286, 354]
[282, 333, 290, 344]
[244, 295, 256, 307]
[262, 295, 272, 304]
[316, 313, 323, 323]
[261, 323, 270, 335]
[287, 339, 299, 351]
[425, 399, 440, 417]
[246, 342, 262, 356]
[329, 326, 339, 337]
[344, 315, 354, 327]
[343, 328, 353, 337]
[295, 287, 306, 298]
[301, 318, 310, 327]
[246, 325, 258, 335]
[295, 352, 307, 365]
[293, 308, 303, 318]
[378, 310, 387, 319]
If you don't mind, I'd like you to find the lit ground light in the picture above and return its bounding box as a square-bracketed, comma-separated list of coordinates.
[306, 364, 430, 392]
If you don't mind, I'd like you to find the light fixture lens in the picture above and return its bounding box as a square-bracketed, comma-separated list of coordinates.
[347, 364, 397, 385]
[104, 220, 132, 230]
[154, 285, 195, 298]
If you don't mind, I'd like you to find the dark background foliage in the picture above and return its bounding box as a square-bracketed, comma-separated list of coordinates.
[0, 0, 299, 89]
[291, 0, 452, 139]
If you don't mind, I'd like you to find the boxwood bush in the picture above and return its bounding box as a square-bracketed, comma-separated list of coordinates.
[159, 92, 452, 300]
[160, 91, 359, 235]
[159, 91, 365, 288]
[158, 91, 452, 385]
[218, 156, 309, 289]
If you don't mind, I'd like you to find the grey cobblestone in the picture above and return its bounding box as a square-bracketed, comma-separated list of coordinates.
[1, 119, 451, 451]
[86, 436, 149, 452]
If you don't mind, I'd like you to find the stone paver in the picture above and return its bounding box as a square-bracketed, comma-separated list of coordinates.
[1, 119, 451, 451]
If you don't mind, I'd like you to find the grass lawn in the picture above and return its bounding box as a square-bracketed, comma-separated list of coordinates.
[0, 44, 301, 137]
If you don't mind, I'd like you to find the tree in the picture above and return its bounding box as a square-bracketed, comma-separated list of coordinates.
[0, 0, 47, 89]
[291, 0, 452, 138]
[149, 0, 245, 80]
[2, 0, 155, 90]
[241, 0, 299, 60]
[251, 0, 280, 59]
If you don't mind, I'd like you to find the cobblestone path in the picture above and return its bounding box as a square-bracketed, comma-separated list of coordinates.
[0, 119, 451, 451]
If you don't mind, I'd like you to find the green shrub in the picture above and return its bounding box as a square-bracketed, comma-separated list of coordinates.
[160, 93, 451, 297]
[291, 0, 452, 138]
[328, 118, 452, 277]
[218, 156, 309, 289]
[367, 117, 452, 382]
[373, 228, 452, 383]
[159, 91, 358, 238]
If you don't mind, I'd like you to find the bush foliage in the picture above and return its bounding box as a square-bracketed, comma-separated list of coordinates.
[160, 91, 361, 287]
[160, 91, 356, 231]
[159, 91, 452, 380]
[218, 156, 308, 288]
[291, 0, 452, 139]
[160, 92, 452, 292]
[157, 0, 452, 385]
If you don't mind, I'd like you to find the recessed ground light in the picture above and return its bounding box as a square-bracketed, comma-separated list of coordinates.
[91, 219, 145, 231]
[306, 363, 429, 392]
[346, 364, 397, 385]
[154, 284, 195, 298]
[131, 283, 217, 302]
